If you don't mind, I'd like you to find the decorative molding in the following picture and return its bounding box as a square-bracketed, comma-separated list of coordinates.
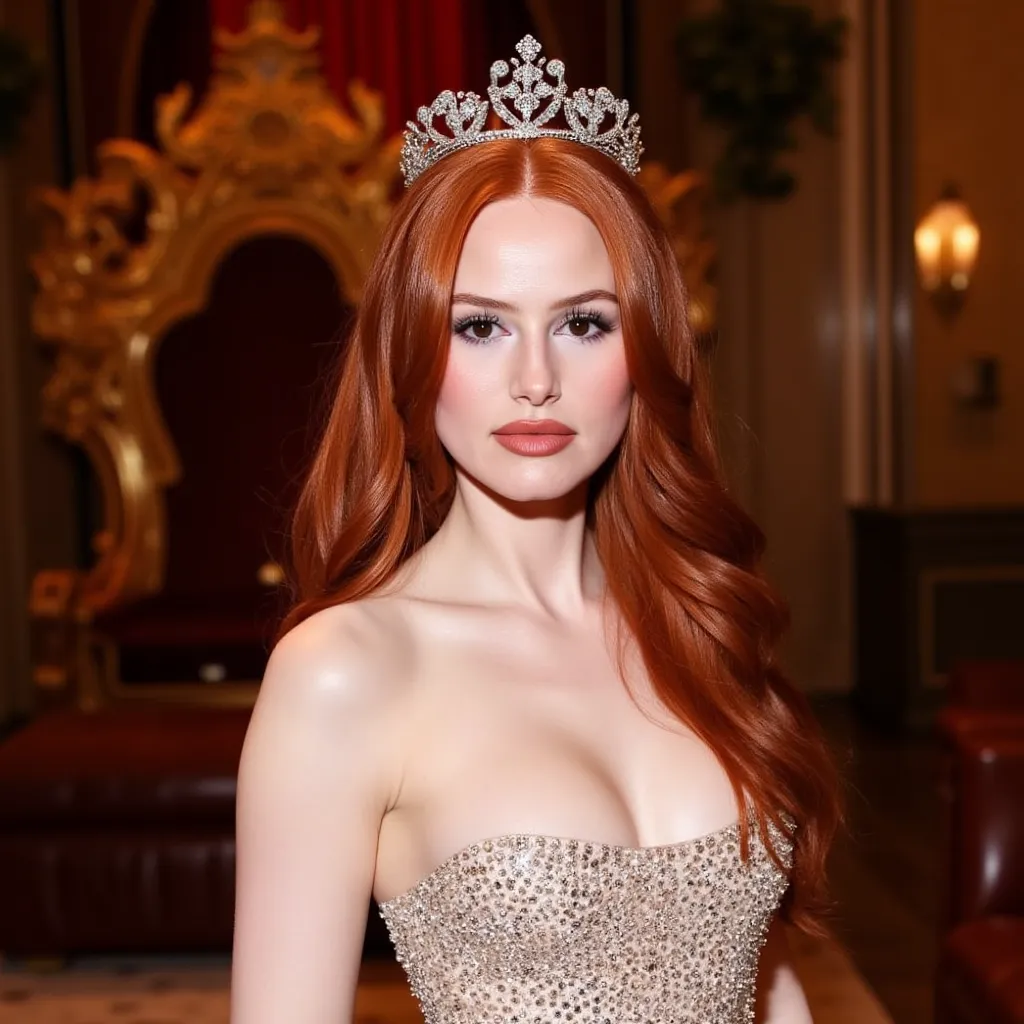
[839, 0, 915, 507]
[838, 0, 871, 505]
[918, 564, 1024, 690]
[852, 507, 1024, 729]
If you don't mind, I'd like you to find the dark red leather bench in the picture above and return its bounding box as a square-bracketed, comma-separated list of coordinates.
[936, 661, 1024, 1024]
[0, 704, 392, 957]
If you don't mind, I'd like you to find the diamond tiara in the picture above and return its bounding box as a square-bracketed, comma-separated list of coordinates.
[400, 35, 644, 187]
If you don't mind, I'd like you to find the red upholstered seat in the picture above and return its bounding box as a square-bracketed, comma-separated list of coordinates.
[0, 705, 251, 828]
[939, 918, 1024, 1024]
[0, 707, 249, 954]
[95, 589, 281, 685]
[937, 660, 1024, 1024]
[0, 706, 395, 957]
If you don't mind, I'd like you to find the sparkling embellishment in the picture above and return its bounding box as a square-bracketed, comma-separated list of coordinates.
[378, 814, 795, 1023]
[400, 35, 644, 187]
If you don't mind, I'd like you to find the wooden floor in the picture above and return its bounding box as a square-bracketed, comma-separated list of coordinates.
[813, 695, 942, 1024]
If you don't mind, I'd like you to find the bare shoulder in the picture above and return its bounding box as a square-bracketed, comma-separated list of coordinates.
[242, 597, 420, 806]
[257, 597, 417, 721]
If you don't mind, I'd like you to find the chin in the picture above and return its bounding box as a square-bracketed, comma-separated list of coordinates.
[456, 453, 600, 507]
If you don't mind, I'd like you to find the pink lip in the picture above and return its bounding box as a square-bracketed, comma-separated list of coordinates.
[493, 419, 575, 435]
[494, 433, 576, 457]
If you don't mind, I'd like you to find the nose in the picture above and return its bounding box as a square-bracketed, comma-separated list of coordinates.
[510, 330, 560, 405]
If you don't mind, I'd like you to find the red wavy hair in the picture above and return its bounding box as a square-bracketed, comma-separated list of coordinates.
[276, 137, 843, 937]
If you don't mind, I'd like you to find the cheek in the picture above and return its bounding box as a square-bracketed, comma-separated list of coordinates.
[436, 354, 490, 431]
[588, 352, 633, 414]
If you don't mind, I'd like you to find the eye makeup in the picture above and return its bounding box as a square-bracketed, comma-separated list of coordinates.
[451, 306, 618, 345]
[452, 312, 502, 343]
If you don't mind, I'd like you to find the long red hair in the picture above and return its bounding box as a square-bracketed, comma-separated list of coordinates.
[276, 138, 843, 937]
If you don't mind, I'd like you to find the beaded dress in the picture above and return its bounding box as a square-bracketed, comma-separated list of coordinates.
[377, 812, 794, 1024]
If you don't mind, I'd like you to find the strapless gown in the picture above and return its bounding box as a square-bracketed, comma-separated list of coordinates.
[377, 812, 794, 1024]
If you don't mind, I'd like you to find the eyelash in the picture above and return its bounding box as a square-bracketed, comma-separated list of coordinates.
[451, 306, 617, 345]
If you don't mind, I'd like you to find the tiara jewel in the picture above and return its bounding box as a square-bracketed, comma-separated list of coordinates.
[400, 35, 644, 187]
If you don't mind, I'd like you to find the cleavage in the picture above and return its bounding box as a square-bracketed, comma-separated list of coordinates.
[375, 706, 739, 908]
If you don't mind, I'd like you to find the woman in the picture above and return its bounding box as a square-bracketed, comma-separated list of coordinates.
[231, 36, 842, 1024]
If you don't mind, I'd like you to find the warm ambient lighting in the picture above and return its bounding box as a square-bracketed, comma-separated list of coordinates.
[914, 184, 980, 317]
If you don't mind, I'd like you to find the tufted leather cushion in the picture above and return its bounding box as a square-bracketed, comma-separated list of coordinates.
[938, 918, 1024, 1024]
[940, 716, 1024, 924]
[0, 706, 251, 953]
[947, 660, 1024, 711]
[0, 705, 251, 828]
[937, 661, 1024, 1024]
[0, 705, 396, 957]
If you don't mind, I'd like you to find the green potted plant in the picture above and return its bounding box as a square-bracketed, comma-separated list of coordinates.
[676, 0, 847, 202]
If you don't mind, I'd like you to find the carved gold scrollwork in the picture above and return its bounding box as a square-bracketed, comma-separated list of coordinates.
[28, 1, 401, 706]
[637, 162, 718, 340]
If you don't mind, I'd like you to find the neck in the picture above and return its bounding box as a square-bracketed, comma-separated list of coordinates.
[411, 466, 606, 622]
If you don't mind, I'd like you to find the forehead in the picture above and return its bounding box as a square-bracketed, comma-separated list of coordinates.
[453, 196, 614, 296]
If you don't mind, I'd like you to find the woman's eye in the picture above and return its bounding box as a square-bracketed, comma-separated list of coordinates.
[453, 309, 615, 344]
[558, 310, 614, 341]
[453, 315, 502, 343]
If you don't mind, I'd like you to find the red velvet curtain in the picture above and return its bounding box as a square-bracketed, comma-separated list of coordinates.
[210, 0, 479, 136]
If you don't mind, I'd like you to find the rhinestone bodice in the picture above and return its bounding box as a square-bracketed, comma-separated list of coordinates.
[377, 814, 794, 1024]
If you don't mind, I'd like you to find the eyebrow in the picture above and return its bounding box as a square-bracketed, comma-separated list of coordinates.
[450, 289, 619, 312]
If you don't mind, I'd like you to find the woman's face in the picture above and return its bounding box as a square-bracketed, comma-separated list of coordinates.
[436, 196, 632, 504]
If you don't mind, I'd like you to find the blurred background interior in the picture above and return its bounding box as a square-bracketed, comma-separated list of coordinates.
[0, 1, 1021, 1023]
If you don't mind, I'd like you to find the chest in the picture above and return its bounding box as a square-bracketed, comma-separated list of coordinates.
[401, 606, 739, 846]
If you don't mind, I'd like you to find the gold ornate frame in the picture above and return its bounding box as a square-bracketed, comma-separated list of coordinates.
[28, 1, 402, 709]
[638, 162, 717, 340]
[28, 0, 716, 712]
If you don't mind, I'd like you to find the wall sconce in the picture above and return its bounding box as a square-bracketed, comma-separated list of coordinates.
[914, 183, 980, 318]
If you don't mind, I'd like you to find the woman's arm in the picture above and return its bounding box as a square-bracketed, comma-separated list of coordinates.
[230, 606, 405, 1024]
[754, 916, 814, 1024]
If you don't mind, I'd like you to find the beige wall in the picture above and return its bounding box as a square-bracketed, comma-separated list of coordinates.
[637, 0, 850, 693]
[912, 0, 1024, 506]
